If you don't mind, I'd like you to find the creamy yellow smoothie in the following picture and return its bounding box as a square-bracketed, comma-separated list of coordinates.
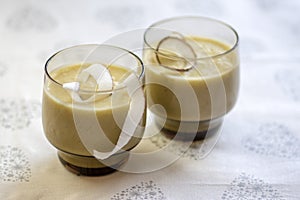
[42, 64, 145, 171]
[144, 36, 239, 138]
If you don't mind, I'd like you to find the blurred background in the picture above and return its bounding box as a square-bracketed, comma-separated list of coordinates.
[0, 0, 299, 64]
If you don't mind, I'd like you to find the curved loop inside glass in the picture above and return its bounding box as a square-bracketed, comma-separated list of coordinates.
[144, 16, 239, 61]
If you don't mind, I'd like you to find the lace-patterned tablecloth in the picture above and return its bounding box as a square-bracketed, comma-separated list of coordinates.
[0, 0, 299, 199]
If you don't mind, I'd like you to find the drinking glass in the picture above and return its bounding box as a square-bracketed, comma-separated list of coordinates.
[143, 16, 239, 141]
[42, 44, 146, 176]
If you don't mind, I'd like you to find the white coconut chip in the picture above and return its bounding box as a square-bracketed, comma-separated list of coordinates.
[63, 63, 113, 103]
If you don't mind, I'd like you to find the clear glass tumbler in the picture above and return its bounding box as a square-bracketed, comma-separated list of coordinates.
[143, 16, 239, 141]
[42, 44, 146, 176]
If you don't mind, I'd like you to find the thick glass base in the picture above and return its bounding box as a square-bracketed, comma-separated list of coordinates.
[155, 116, 223, 141]
[57, 150, 129, 176]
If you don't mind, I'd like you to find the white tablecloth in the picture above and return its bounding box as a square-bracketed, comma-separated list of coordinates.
[0, 0, 299, 199]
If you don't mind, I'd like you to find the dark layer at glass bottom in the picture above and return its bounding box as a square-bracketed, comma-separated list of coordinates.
[58, 156, 128, 176]
[57, 150, 129, 176]
[155, 116, 223, 141]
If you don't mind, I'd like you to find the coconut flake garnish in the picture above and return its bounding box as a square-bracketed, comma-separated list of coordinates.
[63, 64, 113, 103]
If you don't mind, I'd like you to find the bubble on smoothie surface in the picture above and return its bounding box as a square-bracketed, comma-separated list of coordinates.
[62, 64, 113, 102]
[155, 35, 197, 71]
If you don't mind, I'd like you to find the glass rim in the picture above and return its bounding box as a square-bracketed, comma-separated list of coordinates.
[143, 15, 239, 61]
[44, 44, 145, 94]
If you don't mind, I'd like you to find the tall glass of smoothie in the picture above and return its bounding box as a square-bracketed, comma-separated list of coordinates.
[42, 44, 146, 176]
[143, 16, 239, 141]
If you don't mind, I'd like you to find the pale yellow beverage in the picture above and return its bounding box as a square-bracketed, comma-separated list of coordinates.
[143, 36, 239, 140]
[42, 63, 145, 175]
